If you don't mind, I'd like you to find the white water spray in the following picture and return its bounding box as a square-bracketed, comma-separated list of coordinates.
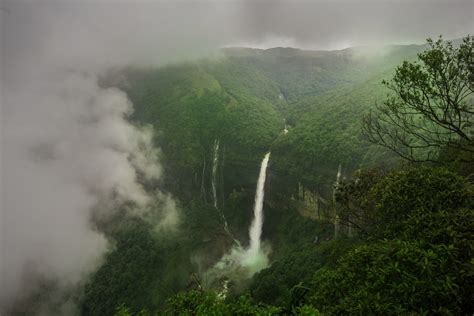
[248, 152, 271, 257]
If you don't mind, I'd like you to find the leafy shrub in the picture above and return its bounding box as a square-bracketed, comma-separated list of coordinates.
[369, 167, 472, 237]
[309, 167, 473, 314]
[166, 291, 281, 316]
[310, 239, 473, 315]
[250, 238, 356, 306]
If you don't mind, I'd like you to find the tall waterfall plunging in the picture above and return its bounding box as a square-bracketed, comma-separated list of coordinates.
[248, 152, 271, 257]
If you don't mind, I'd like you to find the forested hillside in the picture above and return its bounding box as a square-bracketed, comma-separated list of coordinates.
[81, 37, 473, 315]
[111, 42, 426, 193]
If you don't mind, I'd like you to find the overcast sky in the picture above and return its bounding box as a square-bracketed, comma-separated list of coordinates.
[1, 0, 473, 66]
[238, 0, 474, 49]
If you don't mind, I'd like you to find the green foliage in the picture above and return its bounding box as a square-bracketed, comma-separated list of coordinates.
[308, 166, 473, 314]
[111, 42, 425, 195]
[221, 45, 420, 102]
[250, 238, 357, 306]
[114, 304, 131, 316]
[335, 167, 389, 235]
[270, 74, 398, 186]
[82, 200, 237, 316]
[118, 63, 283, 201]
[114, 304, 149, 316]
[364, 36, 474, 163]
[438, 139, 474, 176]
[262, 204, 334, 255]
[166, 291, 281, 315]
[310, 238, 473, 315]
[336, 166, 473, 237]
[368, 167, 472, 237]
[292, 304, 321, 316]
[82, 217, 163, 316]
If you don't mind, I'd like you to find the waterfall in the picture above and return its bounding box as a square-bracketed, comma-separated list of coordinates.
[211, 139, 220, 209]
[204, 152, 271, 287]
[283, 119, 288, 134]
[336, 163, 342, 183]
[212, 139, 241, 246]
[334, 164, 342, 238]
[248, 152, 271, 256]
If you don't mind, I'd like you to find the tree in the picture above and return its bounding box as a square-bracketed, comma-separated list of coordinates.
[310, 238, 473, 315]
[311, 167, 474, 315]
[334, 167, 388, 236]
[335, 166, 472, 237]
[363, 36, 474, 163]
[165, 290, 284, 315]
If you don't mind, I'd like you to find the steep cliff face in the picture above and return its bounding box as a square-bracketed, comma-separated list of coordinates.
[294, 183, 330, 220]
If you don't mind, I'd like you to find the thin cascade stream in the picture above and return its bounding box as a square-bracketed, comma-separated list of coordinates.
[212, 139, 241, 246]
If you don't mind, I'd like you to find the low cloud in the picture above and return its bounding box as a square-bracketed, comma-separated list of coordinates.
[1, 69, 179, 312]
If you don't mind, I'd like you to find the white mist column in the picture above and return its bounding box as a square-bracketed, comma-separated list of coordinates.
[248, 152, 271, 256]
